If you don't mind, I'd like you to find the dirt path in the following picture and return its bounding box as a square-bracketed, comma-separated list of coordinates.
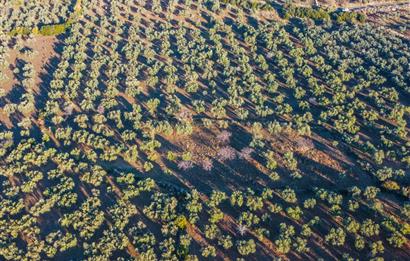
[344, 1, 410, 12]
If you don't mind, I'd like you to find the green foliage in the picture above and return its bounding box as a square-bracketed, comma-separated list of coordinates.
[282, 5, 366, 24]
[334, 11, 366, 24]
[38, 23, 69, 36]
[325, 228, 346, 246]
[221, 0, 273, 11]
[8, 0, 82, 36]
[283, 5, 330, 21]
[201, 245, 216, 258]
[236, 239, 256, 256]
